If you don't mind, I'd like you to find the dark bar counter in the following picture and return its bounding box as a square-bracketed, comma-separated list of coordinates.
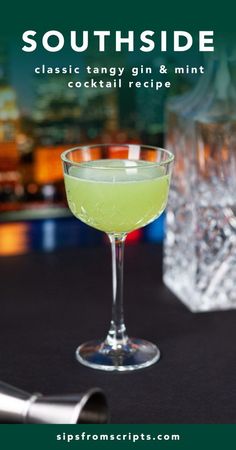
[0, 243, 236, 423]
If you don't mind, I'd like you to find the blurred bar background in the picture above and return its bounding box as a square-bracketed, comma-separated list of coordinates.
[0, 38, 199, 255]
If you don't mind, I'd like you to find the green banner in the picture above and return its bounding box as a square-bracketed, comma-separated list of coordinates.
[0, 0, 235, 33]
[0, 425, 236, 449]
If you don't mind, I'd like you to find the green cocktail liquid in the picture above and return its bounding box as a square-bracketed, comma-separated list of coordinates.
[64, 159, 170, 233]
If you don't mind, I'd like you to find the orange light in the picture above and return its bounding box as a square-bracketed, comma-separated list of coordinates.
[108, 146, 128, 159]
[0, 141, 19, 171]
[34, 145, 70, 184]
[0, 223, 29, 256]
[141, 149, 158, 162]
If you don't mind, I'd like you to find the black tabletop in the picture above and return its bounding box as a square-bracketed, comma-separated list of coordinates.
[0, 243, 236, 423]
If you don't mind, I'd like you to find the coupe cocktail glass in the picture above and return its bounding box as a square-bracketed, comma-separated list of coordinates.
[61, 144, 174, 371]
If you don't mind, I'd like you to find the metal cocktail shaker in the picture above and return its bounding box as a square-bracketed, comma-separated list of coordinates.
[0, 381, 108, 424]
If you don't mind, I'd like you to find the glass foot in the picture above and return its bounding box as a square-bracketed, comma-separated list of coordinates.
[75, 338, 160, 372]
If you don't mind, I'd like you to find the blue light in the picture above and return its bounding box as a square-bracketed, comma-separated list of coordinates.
[144, 213, 165, 242]
[42, 219, 56, 251]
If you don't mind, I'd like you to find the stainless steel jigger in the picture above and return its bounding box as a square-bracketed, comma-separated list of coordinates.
[0, 381, 108, 424]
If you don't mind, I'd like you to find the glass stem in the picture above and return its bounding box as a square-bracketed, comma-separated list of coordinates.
[106, 233, 128, 347]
